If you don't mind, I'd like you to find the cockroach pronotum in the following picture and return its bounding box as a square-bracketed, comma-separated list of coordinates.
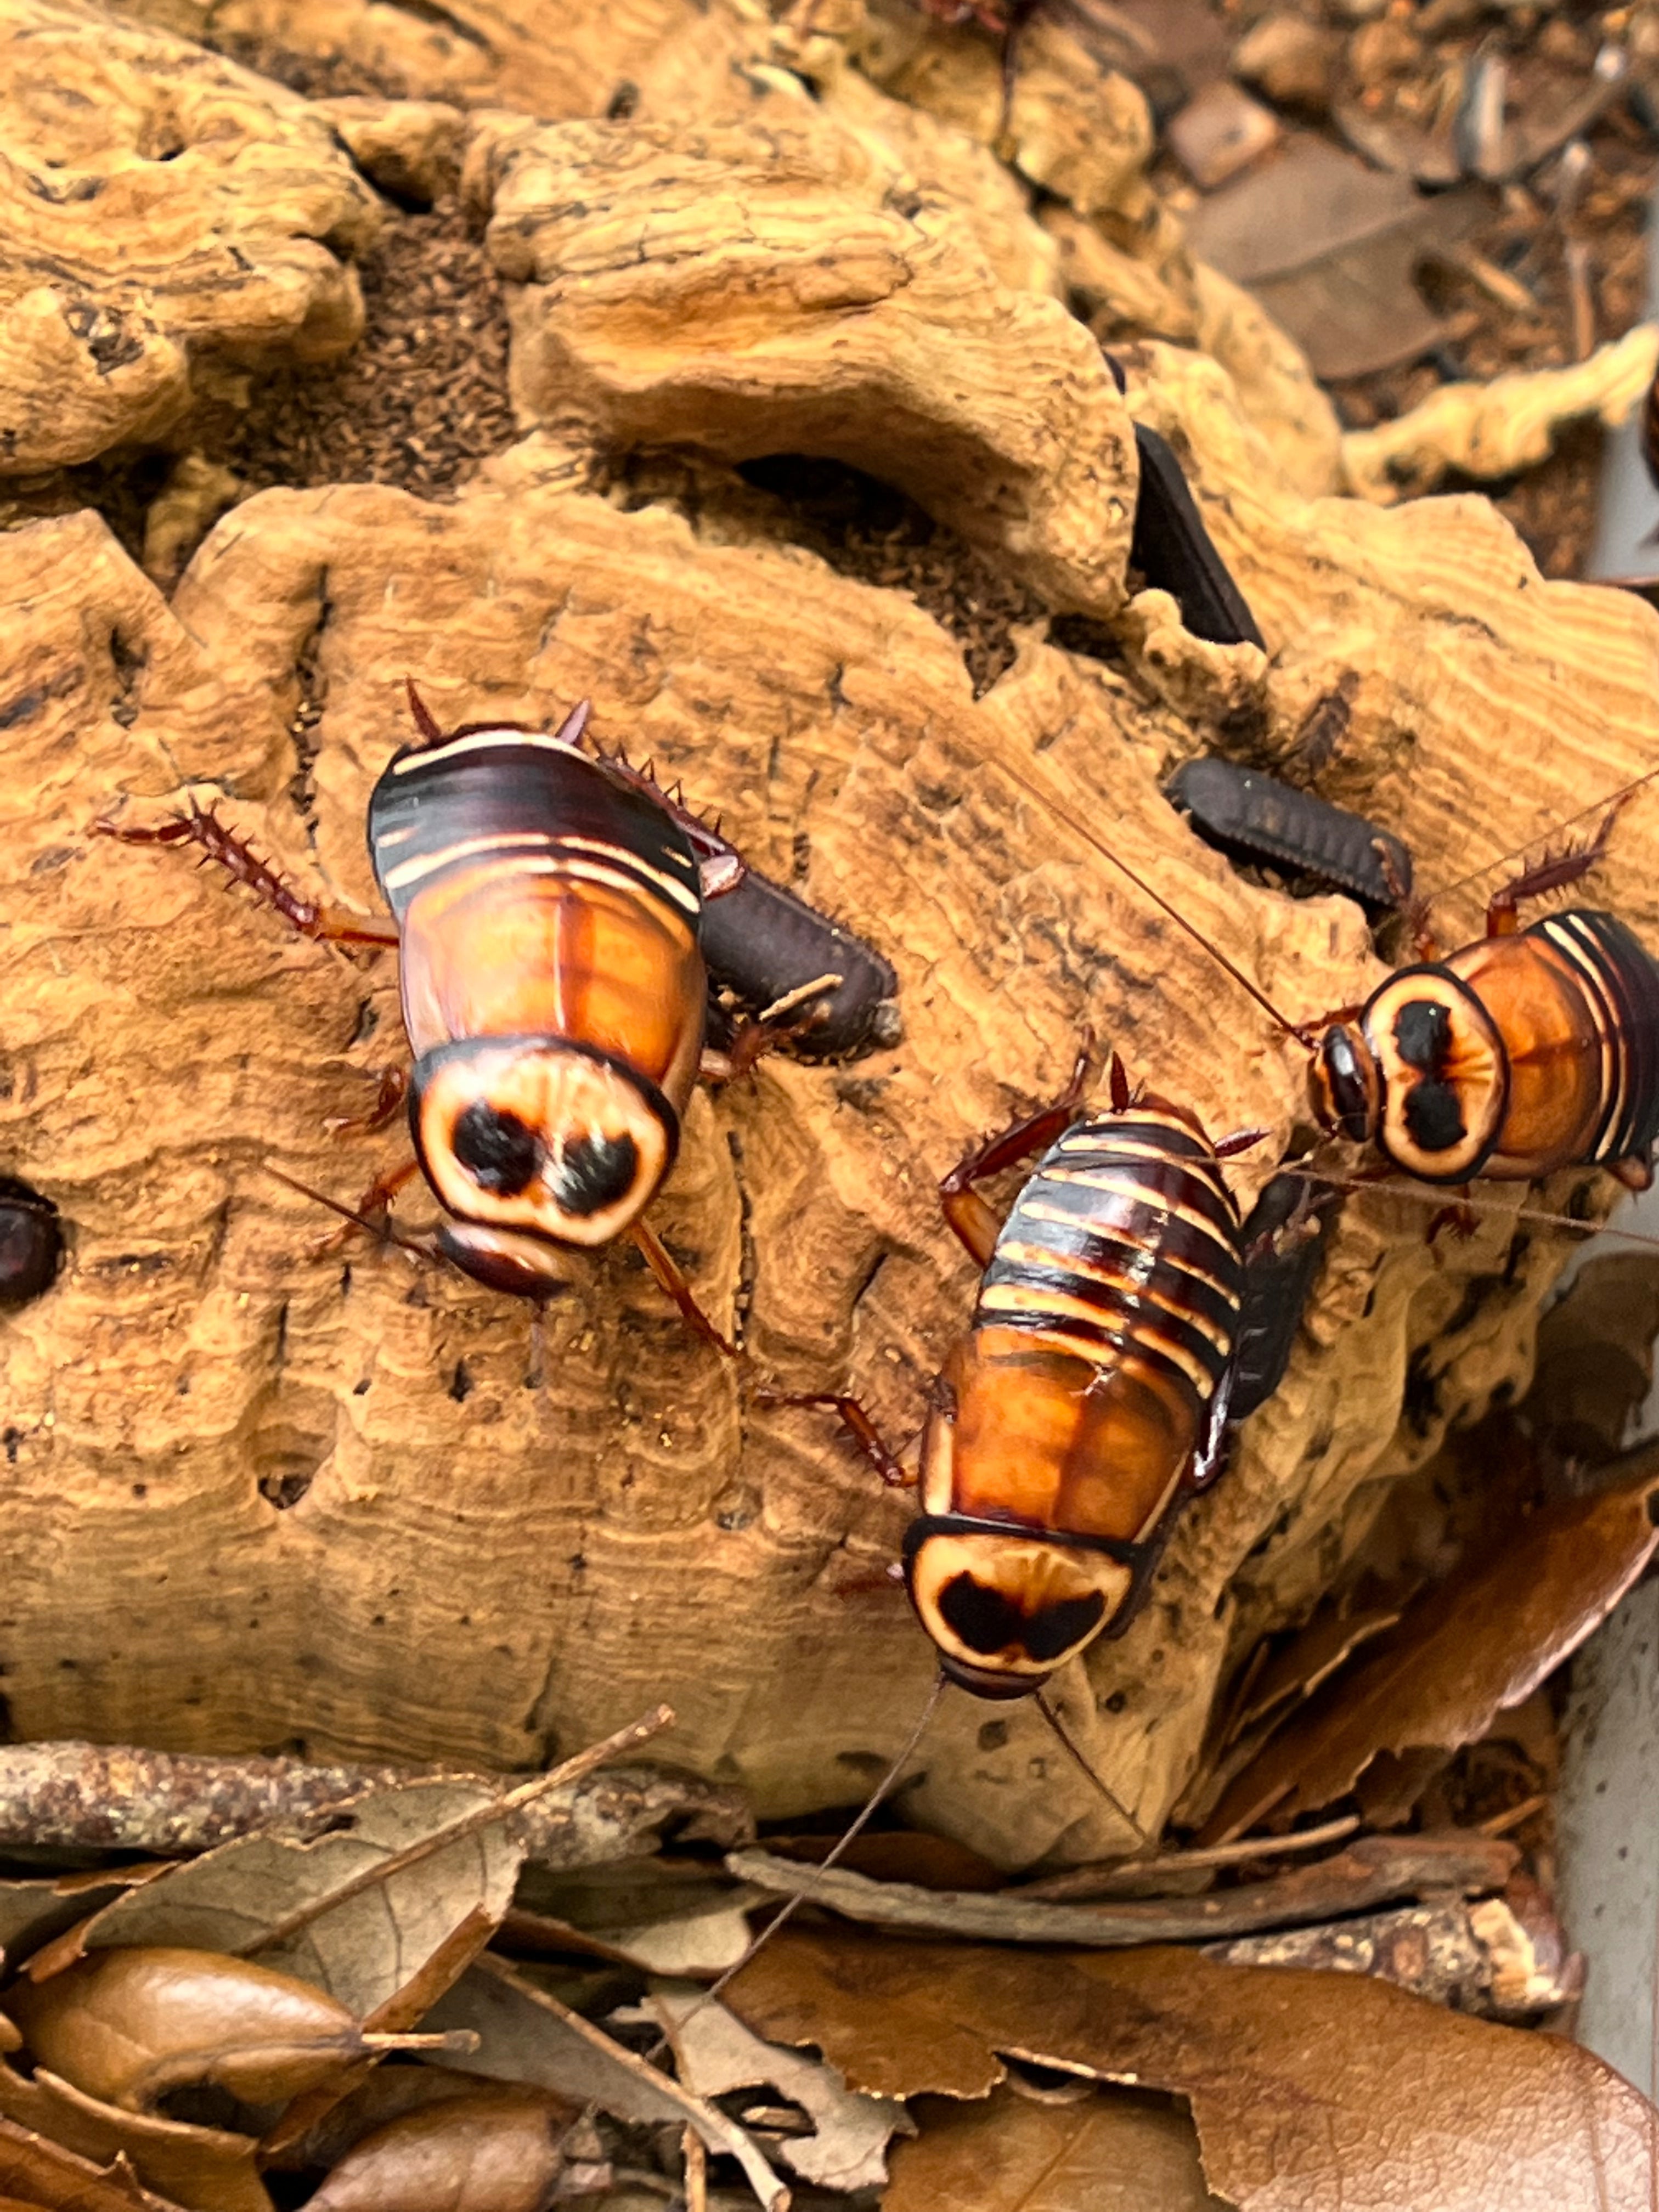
[1165, 759, 1412, 919]
[97, 686, 895, 1351]
[0, 1178, 63, 1305]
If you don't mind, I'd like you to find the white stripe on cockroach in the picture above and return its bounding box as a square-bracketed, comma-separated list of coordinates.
[94, 680, 895, 1365]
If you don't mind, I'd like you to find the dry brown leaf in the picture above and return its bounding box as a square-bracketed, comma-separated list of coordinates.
[420, 1959, 788, 2210]
[0, 1886, 139, 1980]
[264, 2063, 574, 2175]
[1183, 136, 1485, 379]
[647, 1988, 911, 2192]
[0, 2114, 185, 2211]
[727, 1929, 1654, 2209]
[304, 2087, 592, 2212]
[42, 1782, 521, 2019]
[0, 2063, 263, 2212]
[725, 1830, 1516, 1947]
[1204, 1454, 1659, 1841]
[884, 2086, 1224, 2212]
[5, 1950, 453, 2115]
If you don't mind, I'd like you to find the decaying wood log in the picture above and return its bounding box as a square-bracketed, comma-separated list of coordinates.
[3, 0, 1659, 1876]
[0, 1743, 751, 1864]
[0, 0, 380, 475]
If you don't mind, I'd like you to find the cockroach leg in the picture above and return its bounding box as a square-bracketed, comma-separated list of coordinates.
[1184, 1362, 1237, 1494]
[1485, 797, 1628, 936]
[939, 1036, 1096, 1268]
[1425, 1189, 1480, 1245]
[1610, 1155, 1655, 1192]
[628, 1218, 737, 1357]
[307, 1158, 424, 1258]
[96, 802, 398, 948]
[1212, 1124, 1272, 1160]
[323, 1066, 409, 1138]
[754, 1389, 916, 1489]
[698, 992, 834, 1086]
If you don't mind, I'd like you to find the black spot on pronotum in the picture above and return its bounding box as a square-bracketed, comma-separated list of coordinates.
[1402, 1079, 1466, 1154]
[549, 1131, 640, 1217]
[936, 1574, 1107, 1662]
[452, 1102, 540, 1195]
[1392, 996, 1453, 1073]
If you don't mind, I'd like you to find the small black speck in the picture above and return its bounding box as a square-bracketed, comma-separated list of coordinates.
[977, 1719, 1009, 1751]
[568, 1553, 586, 1573]
[131, 1482, 147, 1499]
[1104, 1690, 1128, 1714]
[352, 1377, 371, 1396]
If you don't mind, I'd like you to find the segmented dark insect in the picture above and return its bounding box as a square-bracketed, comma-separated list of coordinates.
[696, 872, 900, 1063]
[769, 1046, 1260, 1697]
[1230, 1175, 1339, 1420]
[98, 687, 893, 1347]
[1166, 758, 1412, 916]
[1101, 355, 1266, 652]
[0, 1178, 62, 1304]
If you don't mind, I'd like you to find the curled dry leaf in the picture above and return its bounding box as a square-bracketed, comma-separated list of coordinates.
[1203, 1453, 1659, 1842]
[419, 1958, 788, 2211]
[725, 1929, 1655, 2210]
[885, 2085, 1223, 2212]
[264, 2062, 575, 2174]
[0, 2112, 187, 2212]
[5, 1948, 462, 2115]
[647, 1987, 911, 2192]
[0, 2059, 266, 2212]
[42, 1781, 522, 2022]
[725, 1830, 1516, 1947]
[304, 2087, 595, 2212]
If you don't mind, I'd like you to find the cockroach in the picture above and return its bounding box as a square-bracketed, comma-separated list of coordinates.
[0, 1178, 62, 1305]
[98, 686, 892, 1348]
[1003, 751, 1659, 1195]
[1102, 354, 1267, 653]
[1165, 758, 1412, 918]
[1230, 1175, 1339, 1419]
[765, 1041, 1262, 1699]
[691, 868, 899, 1063]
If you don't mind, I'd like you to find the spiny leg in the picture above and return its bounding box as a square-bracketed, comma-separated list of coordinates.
[97, 801, 398, 949]
[1486, 796, 1629, 937]
[753, 1389, 915, 1489]
[324, 1065, 409, 1138]
[307, 1157, 424, 1259]
[698, 984, 837, 1087]
[939, 1034, 1095, 1268]
[1184, 1361, 1238, 1495]
[628, 1218, 737, 1359]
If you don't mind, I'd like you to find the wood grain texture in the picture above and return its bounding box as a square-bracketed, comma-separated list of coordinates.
[0, 0, 380, 474]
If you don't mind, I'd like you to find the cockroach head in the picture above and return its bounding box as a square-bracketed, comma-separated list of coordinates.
[410, 1037, 678, 1266]
[1309, 1023, 1380, 1146]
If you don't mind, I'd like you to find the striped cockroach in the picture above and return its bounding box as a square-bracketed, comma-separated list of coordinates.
[98, 686, 895, 1348]
[1165, 759, 1412, 919]
[767, 1041, 1263, 1701]
[1012, 752, 1659, 1195]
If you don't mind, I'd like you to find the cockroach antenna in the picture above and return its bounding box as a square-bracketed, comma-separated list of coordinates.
[264, 1166, 436, 1265]
[643, 1671, 949, 2070]
[994, 755, 1308, 1042]
[1278, 1164, 1659, 1251]
[1034, 1690, 1152, 1852]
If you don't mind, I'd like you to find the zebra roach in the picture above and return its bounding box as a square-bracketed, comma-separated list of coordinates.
[98, 687, 894, 1345]
[768, 1046, 1260, 1697]
[1166, 759, 1411, 917]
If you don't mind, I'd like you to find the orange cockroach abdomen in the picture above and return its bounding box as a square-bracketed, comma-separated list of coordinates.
[367, 714, 708, 1274]
[1352, 910, 1659, 1184]
[906, 1105, 1244, 1695]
